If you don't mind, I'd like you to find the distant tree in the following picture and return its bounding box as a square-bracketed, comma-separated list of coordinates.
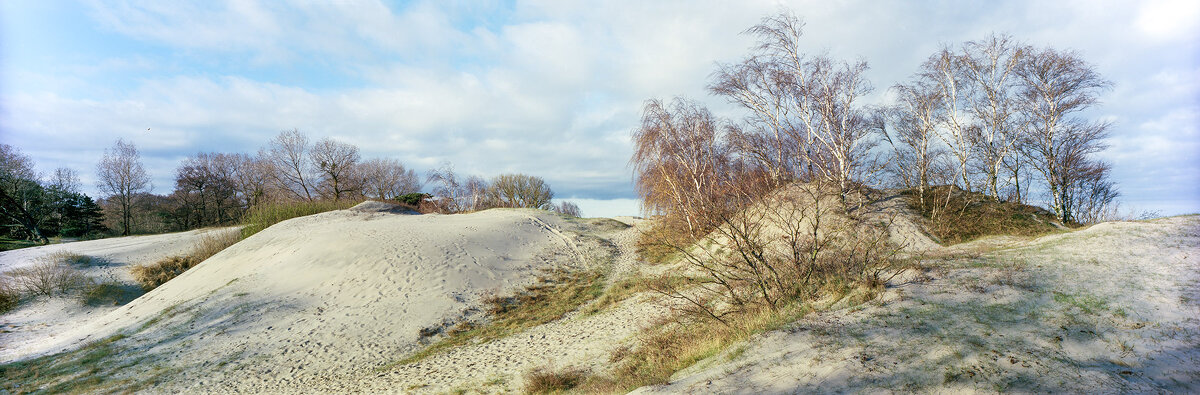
[919, 46, 976, 191]
[485, 174, 555, 210]
[231, 153, 270, 208]
[61, 194, 107, 237]
[260, 129, 316, 201]
[1016, 47, 1113, 223]
[96, 138, 151, 236]
[172, 152, 241, 228]
[359, 158, 420, 200]
[311, 138, 362, 201]
[553, 201, 582, 217]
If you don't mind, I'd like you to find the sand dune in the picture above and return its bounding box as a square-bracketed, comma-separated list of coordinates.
[3, 203, 626, 392]
[0, 227, 239, 362]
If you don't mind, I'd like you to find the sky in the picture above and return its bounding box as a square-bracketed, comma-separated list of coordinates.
[1, 0, 1197, 218]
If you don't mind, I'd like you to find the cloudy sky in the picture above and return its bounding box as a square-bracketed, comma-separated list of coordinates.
[1, 0, 1197, 218]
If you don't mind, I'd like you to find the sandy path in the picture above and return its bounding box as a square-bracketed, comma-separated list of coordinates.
[633, 216, 1200, 393]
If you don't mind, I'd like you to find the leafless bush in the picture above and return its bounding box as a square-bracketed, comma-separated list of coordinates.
[485, 173, 554, 209]
[6, 261, 86, 297]
[647, 181, 903, 324]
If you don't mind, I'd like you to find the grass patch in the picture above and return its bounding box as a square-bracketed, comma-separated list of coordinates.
[80, 277, 143, 306]
[578, 301, 815, 392]
[0, 333, 131, 394]
[1052, 291, 1109, 315]
[524, 365, 590, 394]
[240, 199, 360, 238]
[386, 268, 606, 367]
[904, 186, 1064, 245]
[0, 237, 41, 252]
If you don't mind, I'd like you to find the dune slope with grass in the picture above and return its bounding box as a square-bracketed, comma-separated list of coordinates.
[633, 215, 1200, 393]
[1, 202, 629, 393]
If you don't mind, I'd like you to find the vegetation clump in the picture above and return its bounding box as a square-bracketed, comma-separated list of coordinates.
[524, 365, 590, 394]
[904, 186, 1063, 244]
[240, 199, 360, 238]
[130, 256, 197, 291]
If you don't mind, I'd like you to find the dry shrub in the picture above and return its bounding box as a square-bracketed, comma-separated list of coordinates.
[524, 366, 590, 394]
[130, 256, 197, 291]
[6, 262, 86, 297]
[0, 277, 18, 313]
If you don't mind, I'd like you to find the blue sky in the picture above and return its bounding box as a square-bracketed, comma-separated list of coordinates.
[1, 0, 1198, 218]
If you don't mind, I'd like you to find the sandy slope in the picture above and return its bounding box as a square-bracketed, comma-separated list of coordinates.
[4, 203, 634, 392]
[0, 227, 239, 362]
[633, 216, 1200, 393]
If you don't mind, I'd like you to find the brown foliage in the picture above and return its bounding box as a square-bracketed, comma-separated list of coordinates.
[524, 366, 590, 394]
[130, 256, 197, 291]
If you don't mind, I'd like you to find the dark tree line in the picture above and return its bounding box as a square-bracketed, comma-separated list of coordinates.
[1, 144, 106, 243]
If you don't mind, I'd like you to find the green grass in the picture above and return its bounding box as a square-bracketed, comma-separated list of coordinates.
[385, 268, 606, 368]
[239, 199, 361, 238]
[1052, 291, 1109, 315]
[0, 237, 41, 252]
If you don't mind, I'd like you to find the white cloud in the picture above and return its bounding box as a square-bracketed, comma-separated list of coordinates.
[3, 0, 1198, 215]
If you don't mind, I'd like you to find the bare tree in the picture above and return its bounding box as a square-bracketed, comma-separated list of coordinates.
[260, 129, 315, 201]
[961, 33, 1028, 199]
[485, 174, 555, 209]
[883, 80, 945, 207]
[311, 138, 361, 201]
[919, 46, 975, 191]
[360, 158, 420, 200]
[631, 98, 738, 238]
[230, 153, 270, 208]
[554, 201, 582, 217]
[426, 162, 488, 212]
[1016, 47, 1113, 223]
[712, 12, 878, 202]
[96, 138, 151, 235]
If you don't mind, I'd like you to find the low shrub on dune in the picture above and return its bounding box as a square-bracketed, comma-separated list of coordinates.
[130, 256, 196, 291]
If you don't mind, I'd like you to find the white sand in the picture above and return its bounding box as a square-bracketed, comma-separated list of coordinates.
[0, 227, 239, 362]
[3, 204, 639, 392]
[6, 200, 1196, 394]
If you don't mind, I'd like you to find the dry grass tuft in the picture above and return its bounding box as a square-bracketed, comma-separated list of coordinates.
[524, 366, 590, 394]
[130, 256, 197, 291]
[0, 277, 18, 313]
[189, 230, 242, 262]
